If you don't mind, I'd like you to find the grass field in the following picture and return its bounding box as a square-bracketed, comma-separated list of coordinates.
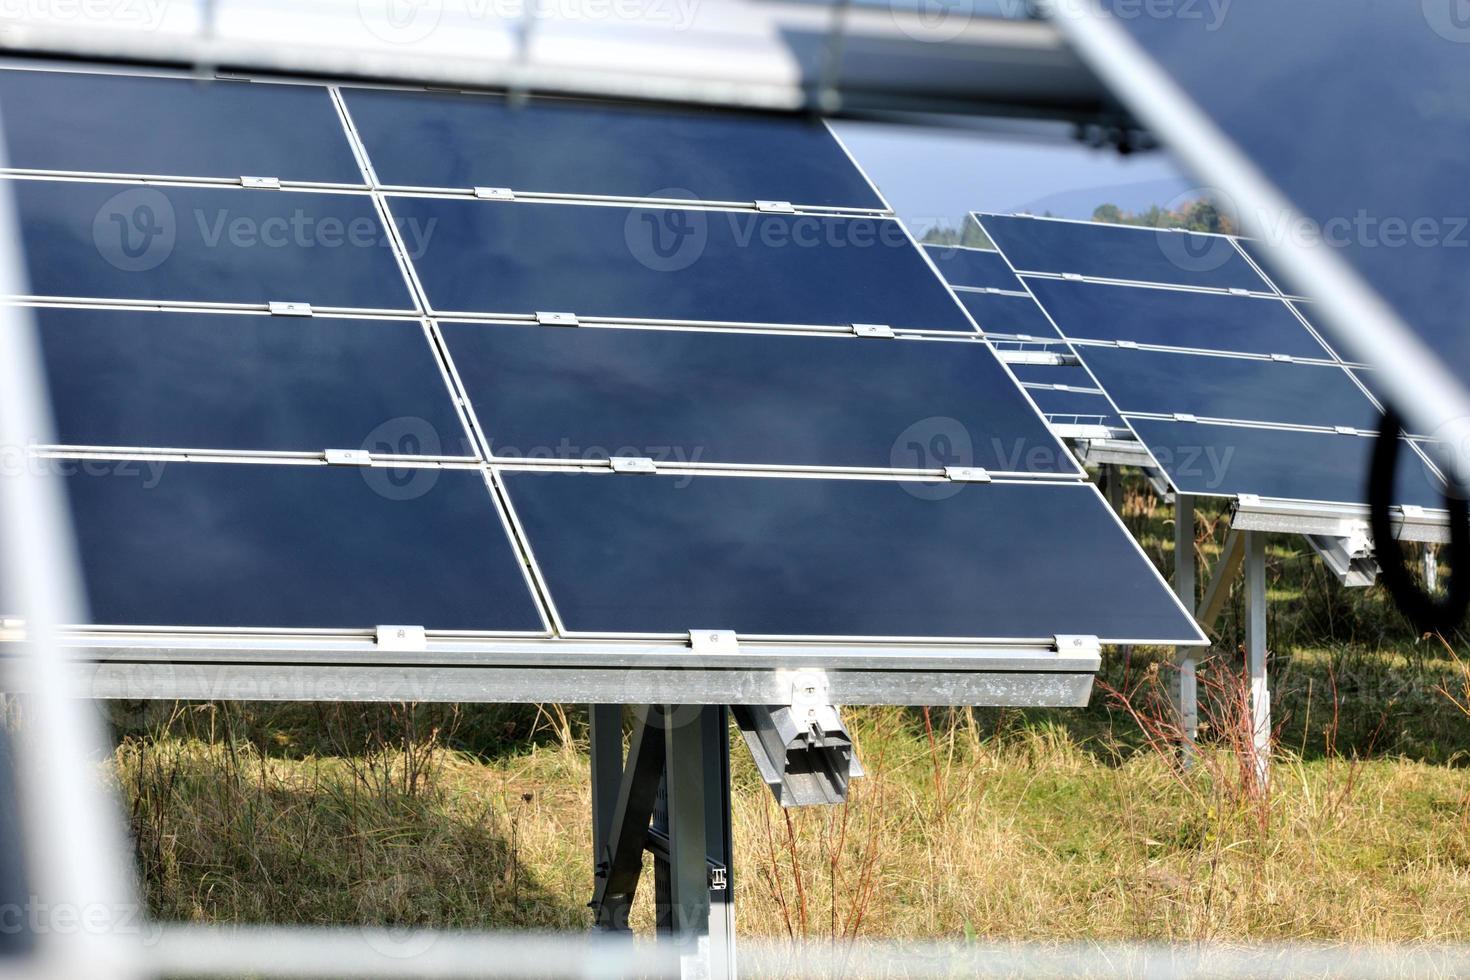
[103, 481, 1470, 943]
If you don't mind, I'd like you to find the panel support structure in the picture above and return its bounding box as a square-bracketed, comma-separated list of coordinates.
[588, 704, 624, 875]
[1173, 494, 1198, 756]
[1243, 531, 1270, 789]
[589, 706, 665, 932]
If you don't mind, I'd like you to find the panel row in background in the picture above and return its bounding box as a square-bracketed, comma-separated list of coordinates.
[8, 178, 974, 332]
[47, 458, 1201, 644]
[22, 305, 1075, 474]
[928, 215, 1450, 510]
[0, 67, 886, 209]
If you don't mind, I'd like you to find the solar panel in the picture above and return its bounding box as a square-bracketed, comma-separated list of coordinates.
[64, 463, 545, 631]
[921, 245, 1022, 291]
[390, 196, 974, 330]
[1068, 2, 1470, 463]
[34, 307, 473, 456]
[341, 87, 884, 209]
[1128, 419, 1446, 509]
[981, 214, 1269, 292]
[953, 290, 1062, 339]
[1078, 346, 1383, 432]
[0, 68, 1208, 688]
[0, 69, 361, 183]
[13, 180, 414, 310]
[1024, 279, 1333, 359]
[440, 323, 1077, 472]
[502, 471, 1200, 642]
[1003, 363, 1122, 430]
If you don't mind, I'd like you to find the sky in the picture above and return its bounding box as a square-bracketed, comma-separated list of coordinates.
[833, 119, 1197, 236]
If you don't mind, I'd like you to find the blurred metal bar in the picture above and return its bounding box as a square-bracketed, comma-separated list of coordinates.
[1173, 493, 1197, 753]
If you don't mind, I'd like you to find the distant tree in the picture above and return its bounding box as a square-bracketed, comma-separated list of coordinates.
[1087, 196, 1236, 234]
[1092, 203, 1122, 224]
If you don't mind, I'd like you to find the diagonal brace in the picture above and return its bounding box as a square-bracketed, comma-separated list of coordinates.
[1196, 527, 1246, 632]
[588, 707, 665, 931]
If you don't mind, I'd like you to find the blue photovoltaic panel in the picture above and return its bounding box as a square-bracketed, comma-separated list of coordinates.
[13, 181, 414, 310]
[1081, 346, 1382, 431]
[1025, 278, 1332, 359]
[1127, 419, 1446, 509]
[342, 88, 884, 209]
[441, 324, 1076, 473]
[1005, 364, 1121, 428]
[0, 70, 361, 183]
[32, 308, 472, 455]
[64, 463, 544, 631]
[923, 245, 1021, 291]
[952, 291, 1062, 338]
[1102, 2, 1470, 397]
[392, 197, 973, 331]
[979, 214, 1269, 292]
[504, 472, 1202, 642]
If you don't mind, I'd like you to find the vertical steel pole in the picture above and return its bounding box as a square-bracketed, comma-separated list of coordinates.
[1105, 466, 1124, 514]
[702, 707, 736, 980]
[588, 703, 623, 880]
[1244, 531, 1270, 787]
[1423, 543, 1439, 593]
[1174, 494, 1198, 755]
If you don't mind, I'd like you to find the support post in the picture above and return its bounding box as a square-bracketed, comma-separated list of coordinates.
[1174, 494, 1198, 754]
[589, 704, 623, 875]
[1244, 531, 1270, 788]
[589, 706, 665, 932]
[1105, 465, 1123, 514]
[1424, 543, 1439, 593]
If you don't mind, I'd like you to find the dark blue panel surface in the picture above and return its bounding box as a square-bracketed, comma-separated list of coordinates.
[1128, 418, 1446, 509]
[391, 198, 972, 331]
[504, 472, 1201, 642]
[343, 88, 883, 209]
[442, 324, 1075, 473]
[980, 215, 1268, 291]
[1106, 2, 1470, 390]
[923, 245, 1021, 290]
[954, 291, 1061, 338]
[65, 463, 543, 630]
[33, 308, 471, 455]
[15, 181, 413, 309]
[1081, 346, 1381, 430]
[0, 70, 360, 183]
[1025, 279, 1331, 358]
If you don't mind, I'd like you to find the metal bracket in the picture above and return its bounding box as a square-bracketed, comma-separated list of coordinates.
[473, 186, 515, 200]
[324, 449, 372, 466]
[240, 175, 281, 188]
[268, 301, 313, 317]
[1228, 287, 1250, 296]
[1061, 272, 1084, 281]
[1305, 532, 1377, 587]
[944, 466, 991, 483]
[1333, 425, 1360, 435]
[1172, 413, 1198, 423]
[755, 200, 795, 213]
[375, 625, 427, 651]
[609, 456, 657, 474]
[535, 311, 579, 326]
[1116, 339, 1139, 349]
[997, 350, 1078, 366]
[850, 323, 895, 338]
[732, 669, 863, 807]
[689, 630, 737, 655]
[1052, 634, 1101, 658]
[707, 866, 728, 892]
[1271, 353, 1294, 362]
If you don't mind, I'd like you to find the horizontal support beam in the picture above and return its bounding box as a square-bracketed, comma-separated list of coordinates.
[1231, 495, 1450, 544]
[53, 662, 1097, 707]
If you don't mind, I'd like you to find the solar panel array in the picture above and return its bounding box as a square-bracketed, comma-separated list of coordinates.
[1, 67, 1203, 646]
[936, 214, 1450, 511]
